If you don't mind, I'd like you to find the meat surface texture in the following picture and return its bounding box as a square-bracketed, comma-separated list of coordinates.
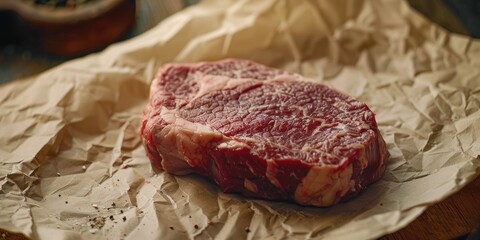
[141, 59, 389, 207]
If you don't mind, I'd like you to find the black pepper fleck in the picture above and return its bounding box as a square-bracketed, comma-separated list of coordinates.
[122, 216, 127, 222]
[245, 227, 250, 233]
[194, 224, 199, 229]
[65, 201, 68, 204]
[88, 216, 106, 230]
[169, 226, 174, 230]
[58, 194, 61, 197]
[120, 210, 124, 214]
[109, 216, 114, 221]
[112, 203, 116, 207]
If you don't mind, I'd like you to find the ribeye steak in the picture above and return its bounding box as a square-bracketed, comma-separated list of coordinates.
[141, 59, 388, 206]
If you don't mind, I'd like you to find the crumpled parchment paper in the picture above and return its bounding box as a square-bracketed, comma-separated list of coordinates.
[1, 0, 479, 239]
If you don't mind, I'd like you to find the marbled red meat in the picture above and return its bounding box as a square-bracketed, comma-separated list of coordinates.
[141, 59, 388, 206]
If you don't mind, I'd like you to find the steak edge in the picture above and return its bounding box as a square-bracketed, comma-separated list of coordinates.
[141, 59, 389, 206]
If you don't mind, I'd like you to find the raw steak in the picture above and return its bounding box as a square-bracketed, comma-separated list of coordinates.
[141, 59, 388, 206]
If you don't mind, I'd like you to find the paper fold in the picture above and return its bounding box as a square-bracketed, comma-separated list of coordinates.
[1, 0, 479, 239]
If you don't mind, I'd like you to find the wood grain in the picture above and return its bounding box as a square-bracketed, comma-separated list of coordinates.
[382, 175, 480, 240]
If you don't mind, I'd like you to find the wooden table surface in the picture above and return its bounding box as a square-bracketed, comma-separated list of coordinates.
[383, 175, 480, 240]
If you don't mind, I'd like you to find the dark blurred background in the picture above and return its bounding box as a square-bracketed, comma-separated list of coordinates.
[0, 0, 197, 83]
[0, 0, 478, 84]
[407, 0, 480, 38]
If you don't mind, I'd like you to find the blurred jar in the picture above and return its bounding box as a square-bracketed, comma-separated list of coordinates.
[0, 0, 136, 56]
